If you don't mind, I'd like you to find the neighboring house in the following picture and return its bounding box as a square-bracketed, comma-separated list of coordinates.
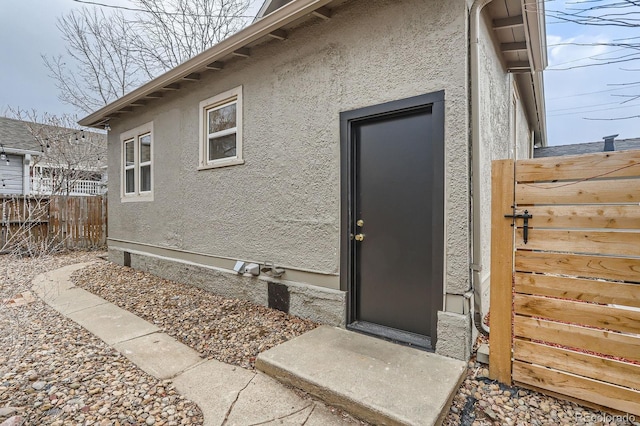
[535, 135, 640, 158]
[0, 118, 44, 195]
[79, 0, 547, 361]
[0, 117, 107, 197]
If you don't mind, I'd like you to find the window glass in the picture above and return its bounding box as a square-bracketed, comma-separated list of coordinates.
[208, 103, 236, 134]
[139, 134, 151, 163]
[125, 169, 135, 194]
[140, 165, 151, 192]
[125, 140, 135, 166]
[208, 134, 237, 161]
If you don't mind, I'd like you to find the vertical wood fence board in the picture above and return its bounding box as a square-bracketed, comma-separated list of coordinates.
[489, 159, 515, 384]
[0, 196, 106, 251]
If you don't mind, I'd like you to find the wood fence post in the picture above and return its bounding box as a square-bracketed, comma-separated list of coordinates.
[489, 159, 515, 384]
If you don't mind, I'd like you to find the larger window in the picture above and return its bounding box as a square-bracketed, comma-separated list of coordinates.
[199, 86, 244, 169]
[121, 121, 153, 201]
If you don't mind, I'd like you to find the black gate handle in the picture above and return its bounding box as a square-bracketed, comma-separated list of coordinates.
[505, 209, 532, 244]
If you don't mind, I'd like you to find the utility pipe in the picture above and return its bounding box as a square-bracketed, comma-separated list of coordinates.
[469, 0, 495, 336]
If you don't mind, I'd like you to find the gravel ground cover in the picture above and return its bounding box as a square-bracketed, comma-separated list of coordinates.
[0, 251, 203, 426]
[9, 252, 637, 426]
[443, 337, 639, 426]
[71, 261, 319, 370]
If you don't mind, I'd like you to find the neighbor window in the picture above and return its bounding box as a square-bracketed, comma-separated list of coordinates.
[199, 86, 243, 169]
[121, 122, 153, 201]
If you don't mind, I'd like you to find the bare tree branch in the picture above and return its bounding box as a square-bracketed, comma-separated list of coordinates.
[44, 0, 252, 114]
[547, 0, 640, 120]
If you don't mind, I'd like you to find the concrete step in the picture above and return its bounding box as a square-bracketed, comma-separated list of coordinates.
[256, 326, 467, 426]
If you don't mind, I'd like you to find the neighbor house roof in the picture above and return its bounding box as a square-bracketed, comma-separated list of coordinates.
[0, 116, 107, 167]
[534, 138, 640, 158]
[79, 0, 548, 137]
[0, 116, 44, 153]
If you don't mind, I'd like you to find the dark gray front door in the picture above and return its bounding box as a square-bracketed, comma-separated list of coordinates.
[340, 92, 445, 350]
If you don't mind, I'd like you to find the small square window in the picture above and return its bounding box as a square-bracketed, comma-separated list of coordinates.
[199, 86, 243, 169]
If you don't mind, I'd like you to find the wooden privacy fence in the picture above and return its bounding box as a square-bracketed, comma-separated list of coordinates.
[489, 150, 640, 416]
[0, 195, 107, 252]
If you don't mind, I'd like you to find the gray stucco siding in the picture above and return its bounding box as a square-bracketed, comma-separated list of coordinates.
[474, 9, 534, 314]
[515, 98, 532, 160]
[107, 0, 470, 294]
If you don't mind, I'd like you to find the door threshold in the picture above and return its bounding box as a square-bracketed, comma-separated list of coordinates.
[347, 321, 433, 351]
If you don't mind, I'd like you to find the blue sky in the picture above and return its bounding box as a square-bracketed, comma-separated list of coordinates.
[1, 0, 638, 146]
[544, 0, 640, 145]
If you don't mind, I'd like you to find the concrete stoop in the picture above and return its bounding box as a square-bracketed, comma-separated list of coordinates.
[256, 326, 467, 426]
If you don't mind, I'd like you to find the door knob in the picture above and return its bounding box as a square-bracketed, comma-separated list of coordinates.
[356, 219, 364, 227]
[354, 234, 365, 241]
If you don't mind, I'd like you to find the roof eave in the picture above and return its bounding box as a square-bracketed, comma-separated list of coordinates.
[78, 0, 335, 128]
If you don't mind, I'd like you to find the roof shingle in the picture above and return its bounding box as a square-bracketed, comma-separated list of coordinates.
[534, 138, 640, 158]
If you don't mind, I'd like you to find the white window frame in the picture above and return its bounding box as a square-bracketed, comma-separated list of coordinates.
[120, 121, 153, 202]
[198, 86, 244, 170]
[138, 133, 152, 194]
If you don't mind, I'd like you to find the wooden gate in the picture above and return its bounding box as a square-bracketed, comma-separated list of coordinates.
[489, 150, 640, 416]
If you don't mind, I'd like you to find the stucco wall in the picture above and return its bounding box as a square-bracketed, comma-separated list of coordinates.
[515, 96, 532, 160]
[475, 10, 533, 310]
[477, 10, 511, 290]
[107, 0, 470, 294]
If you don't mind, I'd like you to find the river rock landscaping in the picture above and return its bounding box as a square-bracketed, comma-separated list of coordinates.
[0, 251, 203, 425]
[70, 260, 319, 370]
[2, 251, 638, 426]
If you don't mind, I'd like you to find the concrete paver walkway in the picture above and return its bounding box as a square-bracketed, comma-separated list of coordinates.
[32, 263, 350, 426]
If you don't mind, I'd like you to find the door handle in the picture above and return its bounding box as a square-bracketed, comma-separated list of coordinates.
[354, 234, 365, 241]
